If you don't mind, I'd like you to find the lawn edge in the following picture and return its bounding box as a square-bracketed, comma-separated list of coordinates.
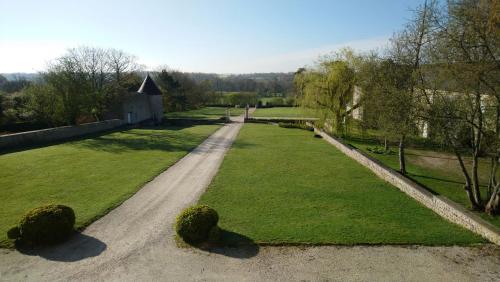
[312, 126, 500, 245]
[0, 123, 224, 249]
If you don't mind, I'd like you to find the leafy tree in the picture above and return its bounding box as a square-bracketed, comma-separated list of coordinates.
[422, 0, 500, 212]
[358, 55, 415, 159]
[156, 70, 210, 111]
[22, 46, 142, 126]
[24, 83, 63, 126]
[295, 49, 357, 135]
[385, 0, 438, 174]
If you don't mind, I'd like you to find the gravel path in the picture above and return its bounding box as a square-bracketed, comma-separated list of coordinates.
[1, 112, 499, 281]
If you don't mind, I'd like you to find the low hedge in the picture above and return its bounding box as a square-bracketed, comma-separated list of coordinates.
[278, 122, 314, 131]
[7, 204, 75, 245]
[175, 205, 219, 244]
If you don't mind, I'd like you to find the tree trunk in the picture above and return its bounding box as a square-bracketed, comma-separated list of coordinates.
[399, 135, 406, 175]
[471, 153, 483, 208]
[487, 156, 498, 198]
[384, 136, 389, 152]
[485, 156, 499, 215]
[335, 114, 343, 135]
[470, 92, 484, 208]
[455, 150, 482, 210]
[485, 183, 500, 215]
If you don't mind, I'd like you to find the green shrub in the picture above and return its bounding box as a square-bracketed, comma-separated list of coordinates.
[278, 122, 313, 131]
[10, 204, 75, 245]
[175, 205, 219, 244]
[367, 146, 394, 155]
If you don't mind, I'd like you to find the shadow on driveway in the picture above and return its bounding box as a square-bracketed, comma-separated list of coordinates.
[202, 230, 260, 259]
[16, 233, 106, 262]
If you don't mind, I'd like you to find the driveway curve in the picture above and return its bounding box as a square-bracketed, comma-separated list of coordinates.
[1, 112, 499, 281]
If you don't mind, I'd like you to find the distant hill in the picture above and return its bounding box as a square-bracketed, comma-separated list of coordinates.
[186, 72, 295, 94]
[1, 73, 40, 81]
[1, 71, 295, 95]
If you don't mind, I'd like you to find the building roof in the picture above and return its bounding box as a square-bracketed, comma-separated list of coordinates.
[138, 74, 162, 95]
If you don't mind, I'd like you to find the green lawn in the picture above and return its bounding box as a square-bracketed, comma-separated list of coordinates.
[252, 107, 317, 118]
[200, 123, 483, 245]
[346, 139, 500, 228]
[0, 124, 221, 248]
[166, 107, 245, 119]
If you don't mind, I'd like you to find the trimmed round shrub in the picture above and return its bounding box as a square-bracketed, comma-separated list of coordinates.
[13, 204, 75, 245]
[175, 205, 219, 244]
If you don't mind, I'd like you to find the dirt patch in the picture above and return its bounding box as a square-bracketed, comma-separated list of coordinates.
[407, 149, 494, 184]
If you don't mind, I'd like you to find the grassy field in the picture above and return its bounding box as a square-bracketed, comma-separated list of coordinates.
[252, 107, 317, 118]
[200, 123, 483, 245]
[166, 107, 245, 119]
[258, 97, 286, 106]
[346, 139, 500, 228]
[0, 124, 221, 248]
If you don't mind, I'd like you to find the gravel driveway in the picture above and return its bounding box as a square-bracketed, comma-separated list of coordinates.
[0, 113, 499, 281]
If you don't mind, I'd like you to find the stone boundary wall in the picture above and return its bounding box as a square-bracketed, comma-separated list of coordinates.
[313, 127, 500, 245]
[0, 119, 125, 150]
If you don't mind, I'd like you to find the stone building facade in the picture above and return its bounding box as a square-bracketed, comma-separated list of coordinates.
[122, 74, 163, 124]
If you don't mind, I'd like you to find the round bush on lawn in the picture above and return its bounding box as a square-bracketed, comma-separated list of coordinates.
[176, 205, 219, 244]
[15, 204, 75, 245]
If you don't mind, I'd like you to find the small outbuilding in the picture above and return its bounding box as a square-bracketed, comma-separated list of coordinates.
[122, 74, 164, 124]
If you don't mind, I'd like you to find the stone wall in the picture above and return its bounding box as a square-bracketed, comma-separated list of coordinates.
[313, 127, 500, 245]
[0, 119, 124, 150]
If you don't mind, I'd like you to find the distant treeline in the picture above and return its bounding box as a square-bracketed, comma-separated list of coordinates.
[3, 72, 295, 96]
[187, 72, 294, 95]
[0, 51, 296, 132]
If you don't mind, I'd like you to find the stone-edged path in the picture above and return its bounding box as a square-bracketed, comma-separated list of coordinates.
[1, 111, 499, 281]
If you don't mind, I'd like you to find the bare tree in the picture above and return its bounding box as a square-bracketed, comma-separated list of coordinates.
[423, 0, 499, 212]
[107, 49, 139, 83]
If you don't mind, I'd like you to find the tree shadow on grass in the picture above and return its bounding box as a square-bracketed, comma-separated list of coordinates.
[73, 129, 207, 154]
[16, 233, 106, 262]
[187, 229, 260, 259]
[0, 121, 220, 155]
[409, 173, 465, 186]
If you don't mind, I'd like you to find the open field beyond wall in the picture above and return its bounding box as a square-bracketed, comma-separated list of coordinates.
[252, 107, 317, 118]
[0, 123, 221, 248]
[200, 123, 484, 245]
[346, 139, 500, 228]
[166, 107, 245, 119]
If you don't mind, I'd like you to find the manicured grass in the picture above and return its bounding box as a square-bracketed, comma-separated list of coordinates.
[200, 124, 483, 245]
[346, 139, 500, 228]
[0, 124, 221, 248]
[252, 107, 317, 118]
[166, 107, 245, 119]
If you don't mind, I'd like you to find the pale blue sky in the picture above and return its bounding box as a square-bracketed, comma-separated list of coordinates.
[0, 0, 423, 73]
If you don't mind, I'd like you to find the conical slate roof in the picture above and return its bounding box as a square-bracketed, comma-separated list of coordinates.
[138, 74, 162, 95]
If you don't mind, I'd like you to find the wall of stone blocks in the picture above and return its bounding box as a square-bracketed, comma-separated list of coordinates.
[313, 127, 500, 245]
[0, 119, 124, 150]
